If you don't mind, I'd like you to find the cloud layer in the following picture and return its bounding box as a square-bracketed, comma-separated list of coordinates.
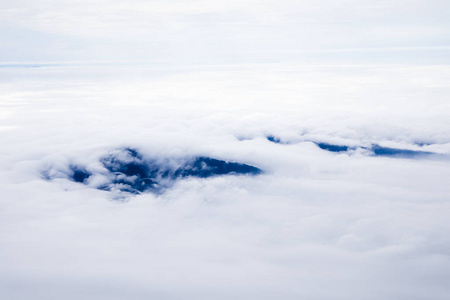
[1, 63, 450, 299]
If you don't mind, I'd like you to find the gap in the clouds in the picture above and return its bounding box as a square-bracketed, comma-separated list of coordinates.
[315, 142, 350, 152]
[314, 142, 438, 158]
[266, 135, 293, 144]
[45, 148, 262, 196]
[70, 166, 92, 183]
[266, 135, 282, 144]
[98, 149, 262, 194]
[264, 136, 442, 158]
[370, 145, 435, 158]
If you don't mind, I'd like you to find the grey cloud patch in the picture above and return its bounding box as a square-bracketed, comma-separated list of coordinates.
[43, 148, 262, 196]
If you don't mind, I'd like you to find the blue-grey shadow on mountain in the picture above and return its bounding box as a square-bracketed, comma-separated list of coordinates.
[47, 148, 262, 195]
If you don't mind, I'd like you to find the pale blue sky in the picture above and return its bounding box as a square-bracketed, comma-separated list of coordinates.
[1, 0, 449, 64]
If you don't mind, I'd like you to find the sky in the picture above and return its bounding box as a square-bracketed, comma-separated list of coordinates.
[1, 0, 449, 64]
[1, 1, 450, 300]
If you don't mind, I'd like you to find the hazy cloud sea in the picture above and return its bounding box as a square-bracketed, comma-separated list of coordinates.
[1, 63, 449, 299]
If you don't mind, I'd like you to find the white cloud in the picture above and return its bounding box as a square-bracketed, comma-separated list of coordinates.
[0, 63, 450, 299]
[1, 1, 450, 298]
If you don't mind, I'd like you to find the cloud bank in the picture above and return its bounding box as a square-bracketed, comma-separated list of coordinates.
[1, 63, 450, 299]
[1, 1, 450, 298]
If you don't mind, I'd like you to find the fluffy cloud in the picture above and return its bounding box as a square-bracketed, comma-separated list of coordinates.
[1, 63, 450, 299]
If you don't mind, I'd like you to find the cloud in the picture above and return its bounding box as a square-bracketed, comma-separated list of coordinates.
[1, 62, 450, 300]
